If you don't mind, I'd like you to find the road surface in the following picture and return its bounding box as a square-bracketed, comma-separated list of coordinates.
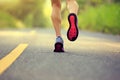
[0, 29, 120, 80]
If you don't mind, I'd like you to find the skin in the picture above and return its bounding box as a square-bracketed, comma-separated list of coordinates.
[51, 0, 79, 37]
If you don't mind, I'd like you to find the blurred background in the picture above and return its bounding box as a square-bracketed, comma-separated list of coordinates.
[0, 0, 120, 35]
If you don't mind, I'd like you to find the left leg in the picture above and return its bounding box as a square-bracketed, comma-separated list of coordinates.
[51, 0, 64, 52]
[51, 0, 61, 37]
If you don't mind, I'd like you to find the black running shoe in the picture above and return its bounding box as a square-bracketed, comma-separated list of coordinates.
[54, 36, 64, 52]
[54, 42, 64, 52]
[67, 13, 79, 41]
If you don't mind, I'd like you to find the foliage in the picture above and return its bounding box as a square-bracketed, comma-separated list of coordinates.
[78, 3, 120, 34]
[0, 11, 16, 28]
[0, 0, 120, 35]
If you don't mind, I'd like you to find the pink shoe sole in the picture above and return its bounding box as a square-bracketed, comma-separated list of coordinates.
[67, 13, 79, 41]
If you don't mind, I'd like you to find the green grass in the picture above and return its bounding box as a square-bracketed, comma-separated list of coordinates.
[78, 3, 120, 34]
[0, 11, 16, 28]
[0, 3, 120, 35]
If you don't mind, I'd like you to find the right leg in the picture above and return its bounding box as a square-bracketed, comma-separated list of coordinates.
[66, 0, 79, 41]
[66, 0, 79, 14]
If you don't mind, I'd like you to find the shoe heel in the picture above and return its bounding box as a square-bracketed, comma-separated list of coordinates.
[54, 43, 64, 52]
[67, 13, 79, 41]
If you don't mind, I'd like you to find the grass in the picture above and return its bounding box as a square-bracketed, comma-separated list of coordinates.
[78, 3, 120, 34]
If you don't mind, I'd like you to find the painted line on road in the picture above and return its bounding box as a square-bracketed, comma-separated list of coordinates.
[0, 44, 28, 75]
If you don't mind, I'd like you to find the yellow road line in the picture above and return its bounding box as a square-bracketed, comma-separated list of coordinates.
[0, 44, 28, 75]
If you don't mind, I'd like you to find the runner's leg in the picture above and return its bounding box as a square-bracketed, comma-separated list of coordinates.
[51, 0, 61, 37]
[66, 0, 79, 14]
[66, 0, 79, 41]
[51, 0, 64, 52]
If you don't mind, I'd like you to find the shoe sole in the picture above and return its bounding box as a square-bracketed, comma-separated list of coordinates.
[67, 13, 79, 41]
[54, 42, 64, 52]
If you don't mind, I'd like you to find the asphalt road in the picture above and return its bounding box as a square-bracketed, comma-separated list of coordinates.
[0, 29, 120, 80]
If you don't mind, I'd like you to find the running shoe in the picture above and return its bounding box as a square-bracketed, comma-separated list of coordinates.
[54, 36, 64, 52]
[54, 42, 64, 52]
[67, 13, 79, 41]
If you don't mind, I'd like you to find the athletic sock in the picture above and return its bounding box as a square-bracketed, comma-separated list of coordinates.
[56, 36, 63, 43]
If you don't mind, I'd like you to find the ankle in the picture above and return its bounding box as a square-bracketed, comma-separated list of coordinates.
[56, 36, 63, 43]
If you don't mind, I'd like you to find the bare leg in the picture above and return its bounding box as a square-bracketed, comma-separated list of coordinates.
[51, 0, 61, 37]
[66, 0, 79, 14]
[51, 0, 64, 52]
[66, 0, 79, 41]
